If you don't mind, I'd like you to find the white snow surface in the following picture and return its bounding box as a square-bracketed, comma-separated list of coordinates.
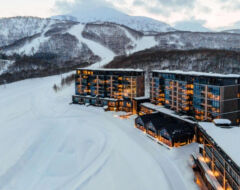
[213, 119, 231, 125]
[119, 26, 158, 55]
[199, 122, 240, 167]
[9, 34, 50, 56]
[68, 24, 116, 68]
[0, 74, 198, 190]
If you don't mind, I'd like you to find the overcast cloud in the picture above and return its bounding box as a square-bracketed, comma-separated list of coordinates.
[1, 0, 240, 30]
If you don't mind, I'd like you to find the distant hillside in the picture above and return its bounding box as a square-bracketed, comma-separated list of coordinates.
[1, 17, 240, 84]
[105, 49, 240, 74]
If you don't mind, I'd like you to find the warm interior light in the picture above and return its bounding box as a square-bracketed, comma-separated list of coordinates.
[204, 157, 210, 163]
[214, 171, 219, 177]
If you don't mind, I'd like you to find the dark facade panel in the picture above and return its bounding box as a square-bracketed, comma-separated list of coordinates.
[222, 85, 239, 100]
[221, 99, 239, 113]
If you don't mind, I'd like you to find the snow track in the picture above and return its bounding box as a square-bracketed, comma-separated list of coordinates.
[0, 74, 198, 190]
[68, 24, 116, 68]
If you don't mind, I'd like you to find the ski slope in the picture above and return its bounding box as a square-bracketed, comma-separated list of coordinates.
[0, 74, 198, 190]
[68, 24, 116, 68]
[121, 27, 158, 55]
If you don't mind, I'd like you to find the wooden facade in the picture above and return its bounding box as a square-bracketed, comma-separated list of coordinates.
[135, 112, 194, 147]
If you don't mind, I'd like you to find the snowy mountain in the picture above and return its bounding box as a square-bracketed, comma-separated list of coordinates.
[154, 31, 240, 50]
[0, 17, 58, 47]
[0, 17, 158, 63]
[51, 15, 78, 22]
[51, 6, 175, 34]
[0, 17, 160, 83]
[173, 20, 211, 32]
[2, 16, 240, 83]
[221, 29, 240, 34]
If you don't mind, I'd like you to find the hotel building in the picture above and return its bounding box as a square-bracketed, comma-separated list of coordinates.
[150, 70, 240, 125]
[72, 68, 145, 112]
[193, 121, 240, 190]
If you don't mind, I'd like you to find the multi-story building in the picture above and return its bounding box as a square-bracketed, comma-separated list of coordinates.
[193, 121, 240, 190]
[150, 71, 194, 113]
[150, 70, 240, 125]
[72, 68, 145, 112]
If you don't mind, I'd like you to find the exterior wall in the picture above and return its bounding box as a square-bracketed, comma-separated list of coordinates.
[135, 110, 194, 147]
[139, 105, 155, 115]
[150, 74, 165, 105]
[222, 85, 239, 100]
[136, 76, 145, 97]
[195, 127, 240, 190]
[164, 79, 193, 114]
[74, 69, 145, 112]
[132, 98, 150, 115]
[150, 71, 240, 125]
[194, 84, 221, 122]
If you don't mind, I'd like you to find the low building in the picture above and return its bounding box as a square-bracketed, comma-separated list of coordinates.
[150, 70, 240, 125]
[135, 112, 194, 147]
[139, 102, 197, 125]
[73, 68, 145, 112]
[132, 97, 150, 114]
[192, 121, 240, 190]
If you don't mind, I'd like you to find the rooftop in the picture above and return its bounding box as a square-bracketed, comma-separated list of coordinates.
[141, 103, 196, 124]
[77, 68, 144, 72]
[152, 70, 240, 79]
[137, 112, 194, 136]
[199, 122, 240, 167]
[213, 119, 231, 126]
[133, 96, 150, 100]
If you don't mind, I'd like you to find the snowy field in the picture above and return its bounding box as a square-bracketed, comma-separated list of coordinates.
[0, 74, 198, 190]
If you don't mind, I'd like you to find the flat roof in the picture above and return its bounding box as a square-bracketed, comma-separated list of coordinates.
[77, 68, 144, 72]
[199, 122, 240, 167]
[152, 70, 240, 79]
[141, 103, 196, 124]
[133, 96, 150, 100]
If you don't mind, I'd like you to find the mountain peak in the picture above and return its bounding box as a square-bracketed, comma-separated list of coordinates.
[51, 6, 175, 34]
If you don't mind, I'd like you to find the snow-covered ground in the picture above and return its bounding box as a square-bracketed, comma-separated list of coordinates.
[0, 74, 198, 190]
[0, 60, 14, 75]
[68, 24, 116, 68]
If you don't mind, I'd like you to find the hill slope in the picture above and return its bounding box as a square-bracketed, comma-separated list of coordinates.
[51, 6, 175, 34]
[105, 49, 240, 74]
[1, 17, 240, 84]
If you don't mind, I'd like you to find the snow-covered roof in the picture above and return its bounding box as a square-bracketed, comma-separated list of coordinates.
[152, 70, 240, 78]
[199, 122, 240, 167]
[99, 97, 118, 101]
[77, 68, 144, 72]
[213, 119, 231, 125]
[141, 103, 196, 124]
[133, 96, 149, 100]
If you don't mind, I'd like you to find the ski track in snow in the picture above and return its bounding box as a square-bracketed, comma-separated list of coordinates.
[121, 26, 158, 55]
[68, 24, 116, 68]
[0, 74, 198, 190]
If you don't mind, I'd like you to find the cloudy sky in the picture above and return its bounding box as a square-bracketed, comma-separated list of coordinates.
[1, 0, 240, 30]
